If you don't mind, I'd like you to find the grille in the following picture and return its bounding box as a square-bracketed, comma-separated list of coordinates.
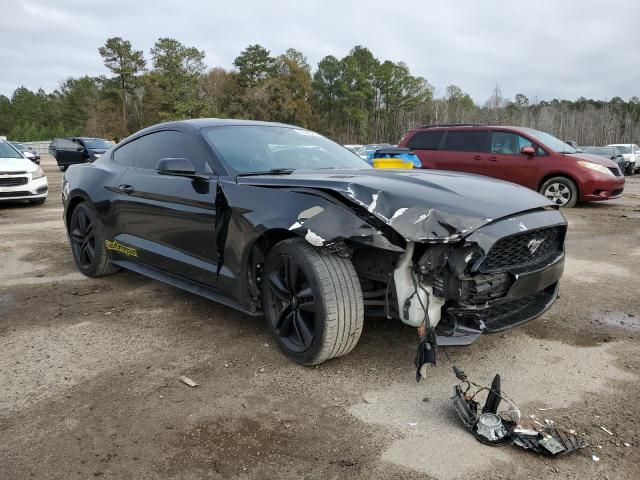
[479, 226, 563, 272]
[0, 177, 28, 187]
[612, 188, 623, 196]
[608, 167, 622, 177]
[0, 191, 30, 198]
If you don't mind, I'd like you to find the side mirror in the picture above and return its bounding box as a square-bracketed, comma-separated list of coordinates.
[76, 145, 84, 152]
[520, 146, 535, 156]
[156, 157, 206, 179]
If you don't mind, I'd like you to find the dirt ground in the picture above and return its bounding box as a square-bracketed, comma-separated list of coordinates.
[1, 156, 639, 480]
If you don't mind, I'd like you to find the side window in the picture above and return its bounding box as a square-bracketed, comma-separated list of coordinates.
[112, 139, 139, 166]
[491, 132, 547, 156]
[406, 131, 444, 150]
[491, 132, 521, 154]
[442, 131, 490, 152]
[135, 130, 212, 173]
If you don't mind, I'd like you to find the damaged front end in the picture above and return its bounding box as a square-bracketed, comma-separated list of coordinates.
[352, 206, 566, 378]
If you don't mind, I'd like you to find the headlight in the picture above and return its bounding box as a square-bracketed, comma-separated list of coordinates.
[577, 161, 614, 176]
[31, 167, 45, 180]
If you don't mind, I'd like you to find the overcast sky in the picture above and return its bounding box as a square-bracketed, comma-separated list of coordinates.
[1, 0, 638, 103]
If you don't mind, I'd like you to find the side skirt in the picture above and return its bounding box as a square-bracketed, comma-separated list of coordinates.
[112, 259, 261, 317]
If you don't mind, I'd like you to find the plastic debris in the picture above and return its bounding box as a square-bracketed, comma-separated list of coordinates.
[597, 425, 614, 436]
[592, 455, 600, 462]
[178, 375, 198, 387]
[450, 367, 586, 457]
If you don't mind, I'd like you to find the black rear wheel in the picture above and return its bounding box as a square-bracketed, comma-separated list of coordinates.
[263, 238, 363, 365]
[69, 202, 119, 277]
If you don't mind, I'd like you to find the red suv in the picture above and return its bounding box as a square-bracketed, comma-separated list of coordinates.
[399, 125, 625, 207]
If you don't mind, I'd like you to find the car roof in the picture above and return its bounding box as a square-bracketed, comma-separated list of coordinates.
[411, 124, 534, 133]
[122, 118, 304, 144]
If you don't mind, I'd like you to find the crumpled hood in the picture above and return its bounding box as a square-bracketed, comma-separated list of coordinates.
[0, 157, 37, 173]
[237, 169, 554, 242]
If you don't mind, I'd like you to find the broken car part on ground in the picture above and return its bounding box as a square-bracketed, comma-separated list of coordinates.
[451, 366, 586, 456]
[62, 119, 567, 366]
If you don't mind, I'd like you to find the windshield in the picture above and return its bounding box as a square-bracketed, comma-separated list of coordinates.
[614, 145, 632, 154]
[11, 143, 27, 151]
[84, 139, 114, 149]
[524, 129, 577, 154]
[583, 147, 614, 157]
[202, 126, 371, 174]
[0, 141, 23, 159]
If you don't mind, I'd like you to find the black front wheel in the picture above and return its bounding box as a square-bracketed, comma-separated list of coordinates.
[69, 202, 119, 277]
[59, 165, 68, 172]
[263, 238, 363, 365]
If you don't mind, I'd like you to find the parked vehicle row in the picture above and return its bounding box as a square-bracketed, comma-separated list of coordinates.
[49, 137, 114, 171]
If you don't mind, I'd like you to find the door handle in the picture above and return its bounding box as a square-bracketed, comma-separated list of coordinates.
[488, 156, 498, 162]
[116, 184, 135, 195]
[473, 155, 482, 160]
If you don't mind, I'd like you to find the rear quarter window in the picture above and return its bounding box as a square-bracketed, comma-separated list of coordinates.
[406, 131, 444, 150]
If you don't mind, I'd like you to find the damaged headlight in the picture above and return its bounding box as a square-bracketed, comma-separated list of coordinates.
[31, 167, 45, 180]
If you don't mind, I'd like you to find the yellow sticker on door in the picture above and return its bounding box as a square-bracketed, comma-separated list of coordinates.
[105, 240, 138, 257]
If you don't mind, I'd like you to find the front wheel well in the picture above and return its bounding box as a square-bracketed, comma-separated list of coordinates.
[537, 173, 580, 199]
[246, 229, 299, 302]
[65, 196, 86, 229]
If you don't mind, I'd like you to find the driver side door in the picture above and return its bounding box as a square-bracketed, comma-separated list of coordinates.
[486, 131, 540, 189]
[116, 130, 220, 287]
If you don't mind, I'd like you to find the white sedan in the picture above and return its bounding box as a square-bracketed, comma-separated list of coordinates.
[0, 140, 48, 204]
[608, 143, 640, 174]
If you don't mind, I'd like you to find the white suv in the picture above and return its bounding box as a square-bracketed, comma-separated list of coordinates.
[608, 144, 639, 174]
[0, 140, 48, 204]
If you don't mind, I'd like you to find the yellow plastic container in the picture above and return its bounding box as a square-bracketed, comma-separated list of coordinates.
[372, 158, 415, 169]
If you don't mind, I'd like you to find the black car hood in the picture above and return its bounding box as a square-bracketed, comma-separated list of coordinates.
[237, 169, 555, 242]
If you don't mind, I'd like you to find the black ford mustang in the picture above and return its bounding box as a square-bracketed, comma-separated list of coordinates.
[62, 119, 566, 366]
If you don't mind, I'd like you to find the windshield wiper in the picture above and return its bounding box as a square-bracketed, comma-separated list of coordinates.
[237, 168, 295, 177]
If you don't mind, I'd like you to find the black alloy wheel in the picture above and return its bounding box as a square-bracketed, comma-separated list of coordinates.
[264, 254, 317, 353]
[262, 238, 364, 366]
[70, 207, 96, 269]
[68, 202, 119, 277]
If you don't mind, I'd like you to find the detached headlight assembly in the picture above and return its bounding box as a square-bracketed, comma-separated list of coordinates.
[577, 161, 614, 176]
[31, 167, 45, 180]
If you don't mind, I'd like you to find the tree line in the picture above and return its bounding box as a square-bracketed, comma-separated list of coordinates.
[1, 37, 639, 146]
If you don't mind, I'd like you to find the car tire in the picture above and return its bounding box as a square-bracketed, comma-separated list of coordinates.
[30, 198, 46, 205]
[59, 165, 67, 172]
[69, 202, 119, 277]
[262, 238, 364, 366]
[540, 176, 578, 208]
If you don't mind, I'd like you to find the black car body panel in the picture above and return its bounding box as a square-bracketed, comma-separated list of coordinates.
[62, 119, 567, 349]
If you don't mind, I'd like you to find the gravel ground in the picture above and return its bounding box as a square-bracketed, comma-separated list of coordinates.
[1, 156, 639, 479]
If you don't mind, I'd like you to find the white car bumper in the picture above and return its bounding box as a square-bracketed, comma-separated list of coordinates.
[0, 174, 48, 201]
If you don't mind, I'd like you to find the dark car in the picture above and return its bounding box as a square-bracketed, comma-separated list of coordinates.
[62, 119, 567, 367]
[581, 146, 632, 176]
[9, 142, 40, 164]
[399, 125, 625, 207]
[49, 137, 113, 171]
